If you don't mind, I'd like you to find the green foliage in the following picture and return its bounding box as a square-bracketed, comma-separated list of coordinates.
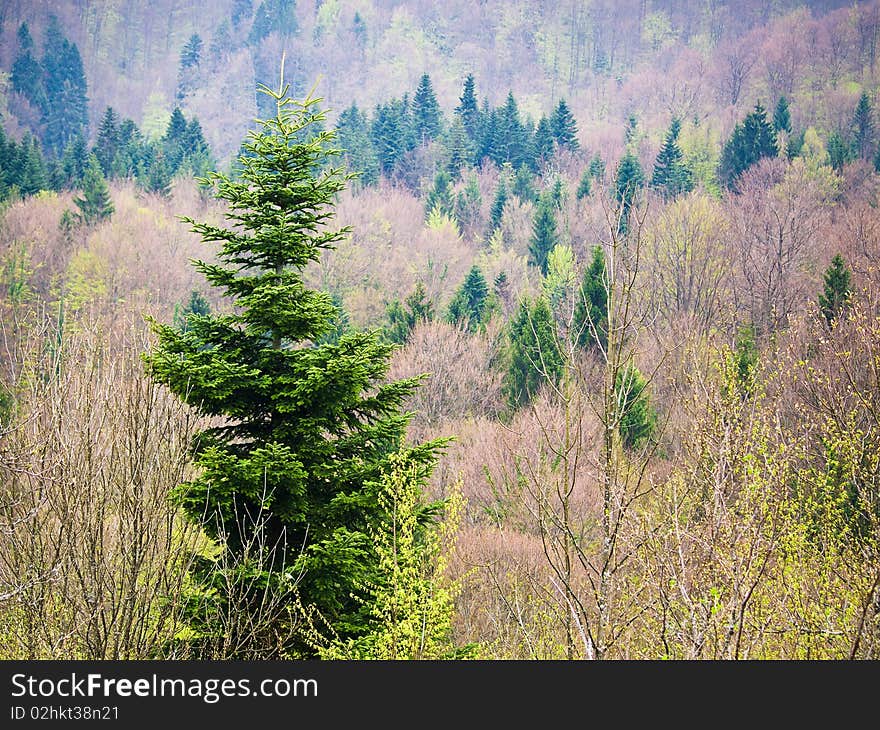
[446, 265, 488, 332]
[818, 254, 852, 327]
[505, 296, 563, 408]
[454, 74, 480, 140]
[412, 73, 443, 144]
[651, 117, 693, 199]
[573, 245, 608, 351]
[615, 364, 656, 449]
[731, 324, 759, 398]
[454, 174, 482, 231]
[773, 96, 791, 134]
[512, 164, 536, 202]
[550, 98, 579, 151]
[576, 168, 592, 200]
[851, 92, 875, 160]
[145, 82, 442, 657]
[173, 290, 212, 332]
[385, 281, 434, 344]
[588, 153, 605, 180]
[528, 198, 559, 274]
[94, 107, 121, 176]
[614, 151, 644, 226]
[718, 104, 778, 189]
[425, 170, 454, 220]
[73, 154, 114, 225]
[311, 454, 471, 659]
[488, 177, 508, 235]
[827, 130, 853, 171]
[249, 0, 298, 44]
[336, 104, 379, 186]
[371, 97, 415, 175]
[41, 16, 89, 156]
[533, 116, 555, 164]
[542, 243, 576, 311]
[444, 117, 473, 181]
[11, 23, 46, 111]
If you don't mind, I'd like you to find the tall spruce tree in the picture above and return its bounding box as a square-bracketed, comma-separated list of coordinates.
[336, 104, 380, 186]
[718, 104, 778, 189]
[550, 98, 579, 151]
[651, 117, 693, 199]
[446, 265, 489, 332]
[73, 154, 113, 224]
[773, 96, 791, 134]
[576, 168, 592, 199]
[425, 170, 455, 220]
[412, 73, 442, 144]
[145, 82, 442, 657]
[615, 364, 657, 449]
[386, 281, 434, 344]
[818, 253, 852, 326]
[505, 297, 563, 408]
[11, 23, 46, 111]
[614, 151, 644, 227]
[573, 244, 608, 350]
[851, 92, 875, 161]
[455, 74, 480, 140]
[533, 116, 556, 164]
[529, 198, 559, 274]
[94, 107, 121, 176]
[488, 178, 508, 234]
[41, 18, 89, 155]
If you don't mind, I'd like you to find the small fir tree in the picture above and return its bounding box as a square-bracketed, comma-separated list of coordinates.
[73, 154, 114, 225]
[446, 266, 489, 332]
[573, 245, 608, 351]
[505, 297, 563, 408]
[818, 253, 852, 327]
[651, 117, 693, 199]
[529, 198, 559, 274]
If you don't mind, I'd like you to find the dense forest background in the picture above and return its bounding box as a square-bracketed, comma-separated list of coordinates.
[1, 0, 880, 659]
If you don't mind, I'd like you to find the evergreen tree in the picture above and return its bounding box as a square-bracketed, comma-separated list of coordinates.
[651, 117, 693, 199]
[371, 98, 414, 176]
[336, 104, 380, 186]
[446, 265, 489, 332]
[851, 92, 875, 161]
[73, 154, 114, 225]
[615, 364, 657, 449]
[572, 245, 608, 350]
[386, 281, 434, 344]
[18, 135, 47, 196]
[454, 175, 482, 232]
[444, 117, 472, 181]
[576, 168, 592, 199]
[827, 131, 853, 172]
[425, 170, 455, 220]
[145, 84, 443, 657]
[209, 21, 232, 63]
[718, 104, 778, 189]
[488, 178, 508, 234]
[533, 116, 556, 164]
[474, 100, 497, 165]
[818, 253, 852, 326]
[181, 119, 213, 176]
[60, 134, 89, 188]
[512, 165, 536, 202]
[163, 108, 190, 170]
[412, 73, 442, 144]
[615, 151, 645, 225]
[588, 153, 605, 180]
[529, 199, 559, 275]
[94, 107, 121, 176]
[11, 23, 46, 111]
[180, 34, 203, 69]
[174, 290, 212, 332]
[41, 20, 89, 155]
[249, 0, 298, 44]
[492, 92, 529, 168]
[454, 74, 480, 140]
[144, 152, 172, 197]
[550, 98, 579, 151]
[773, 96, 791, 134]
[505, 297, 563, 408]
[624, 113, 639, 145]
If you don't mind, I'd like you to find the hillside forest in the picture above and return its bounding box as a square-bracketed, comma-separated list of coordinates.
[1, 0, 880, 659]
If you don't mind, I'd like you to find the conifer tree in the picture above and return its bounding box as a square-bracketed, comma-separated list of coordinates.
[386, 281, 434, 344]
[455, 74, 480, 140]
[146, 82, 443, 656]
[94, 107, 121, 176]
[573, 244, 608, 350]
[444, 118, 472, 181]
[425, 170, 455, 220]
[505, 297, 563, 408]
[412, 73, 442, 144]
[718, 104, 778, 189]
[513, 165, 536, 202]
[588, 153, 605, 180]
[576, 168, 592, 199]
[446, 265, 488, 332]
[550, 98, 579, 151]
[615, 364, 656, 449]
[11, 23, 45, 111]
[73, 154, 114, 225]
[454, 175, 482, 232]
[533, 116, 556, 164]
[651, 117, 693, 199]
[818, 253, 852, 326]
[529, 198, 559, 274]
[177, 34, 203, 100]
[336, 104, 380, 186]
[18, 135, 47, 196]
[851, 92, 875, 161]
[232, 0, 253, 27]
[41, 18, 89, 155]
[827, 131, 853, 172]
[144, 152, 172, 197]
[61, 134, 89, 188]
[615, 151, 644, 225]
[488, 178, 508, 235]
[773, 96, 791, 134]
